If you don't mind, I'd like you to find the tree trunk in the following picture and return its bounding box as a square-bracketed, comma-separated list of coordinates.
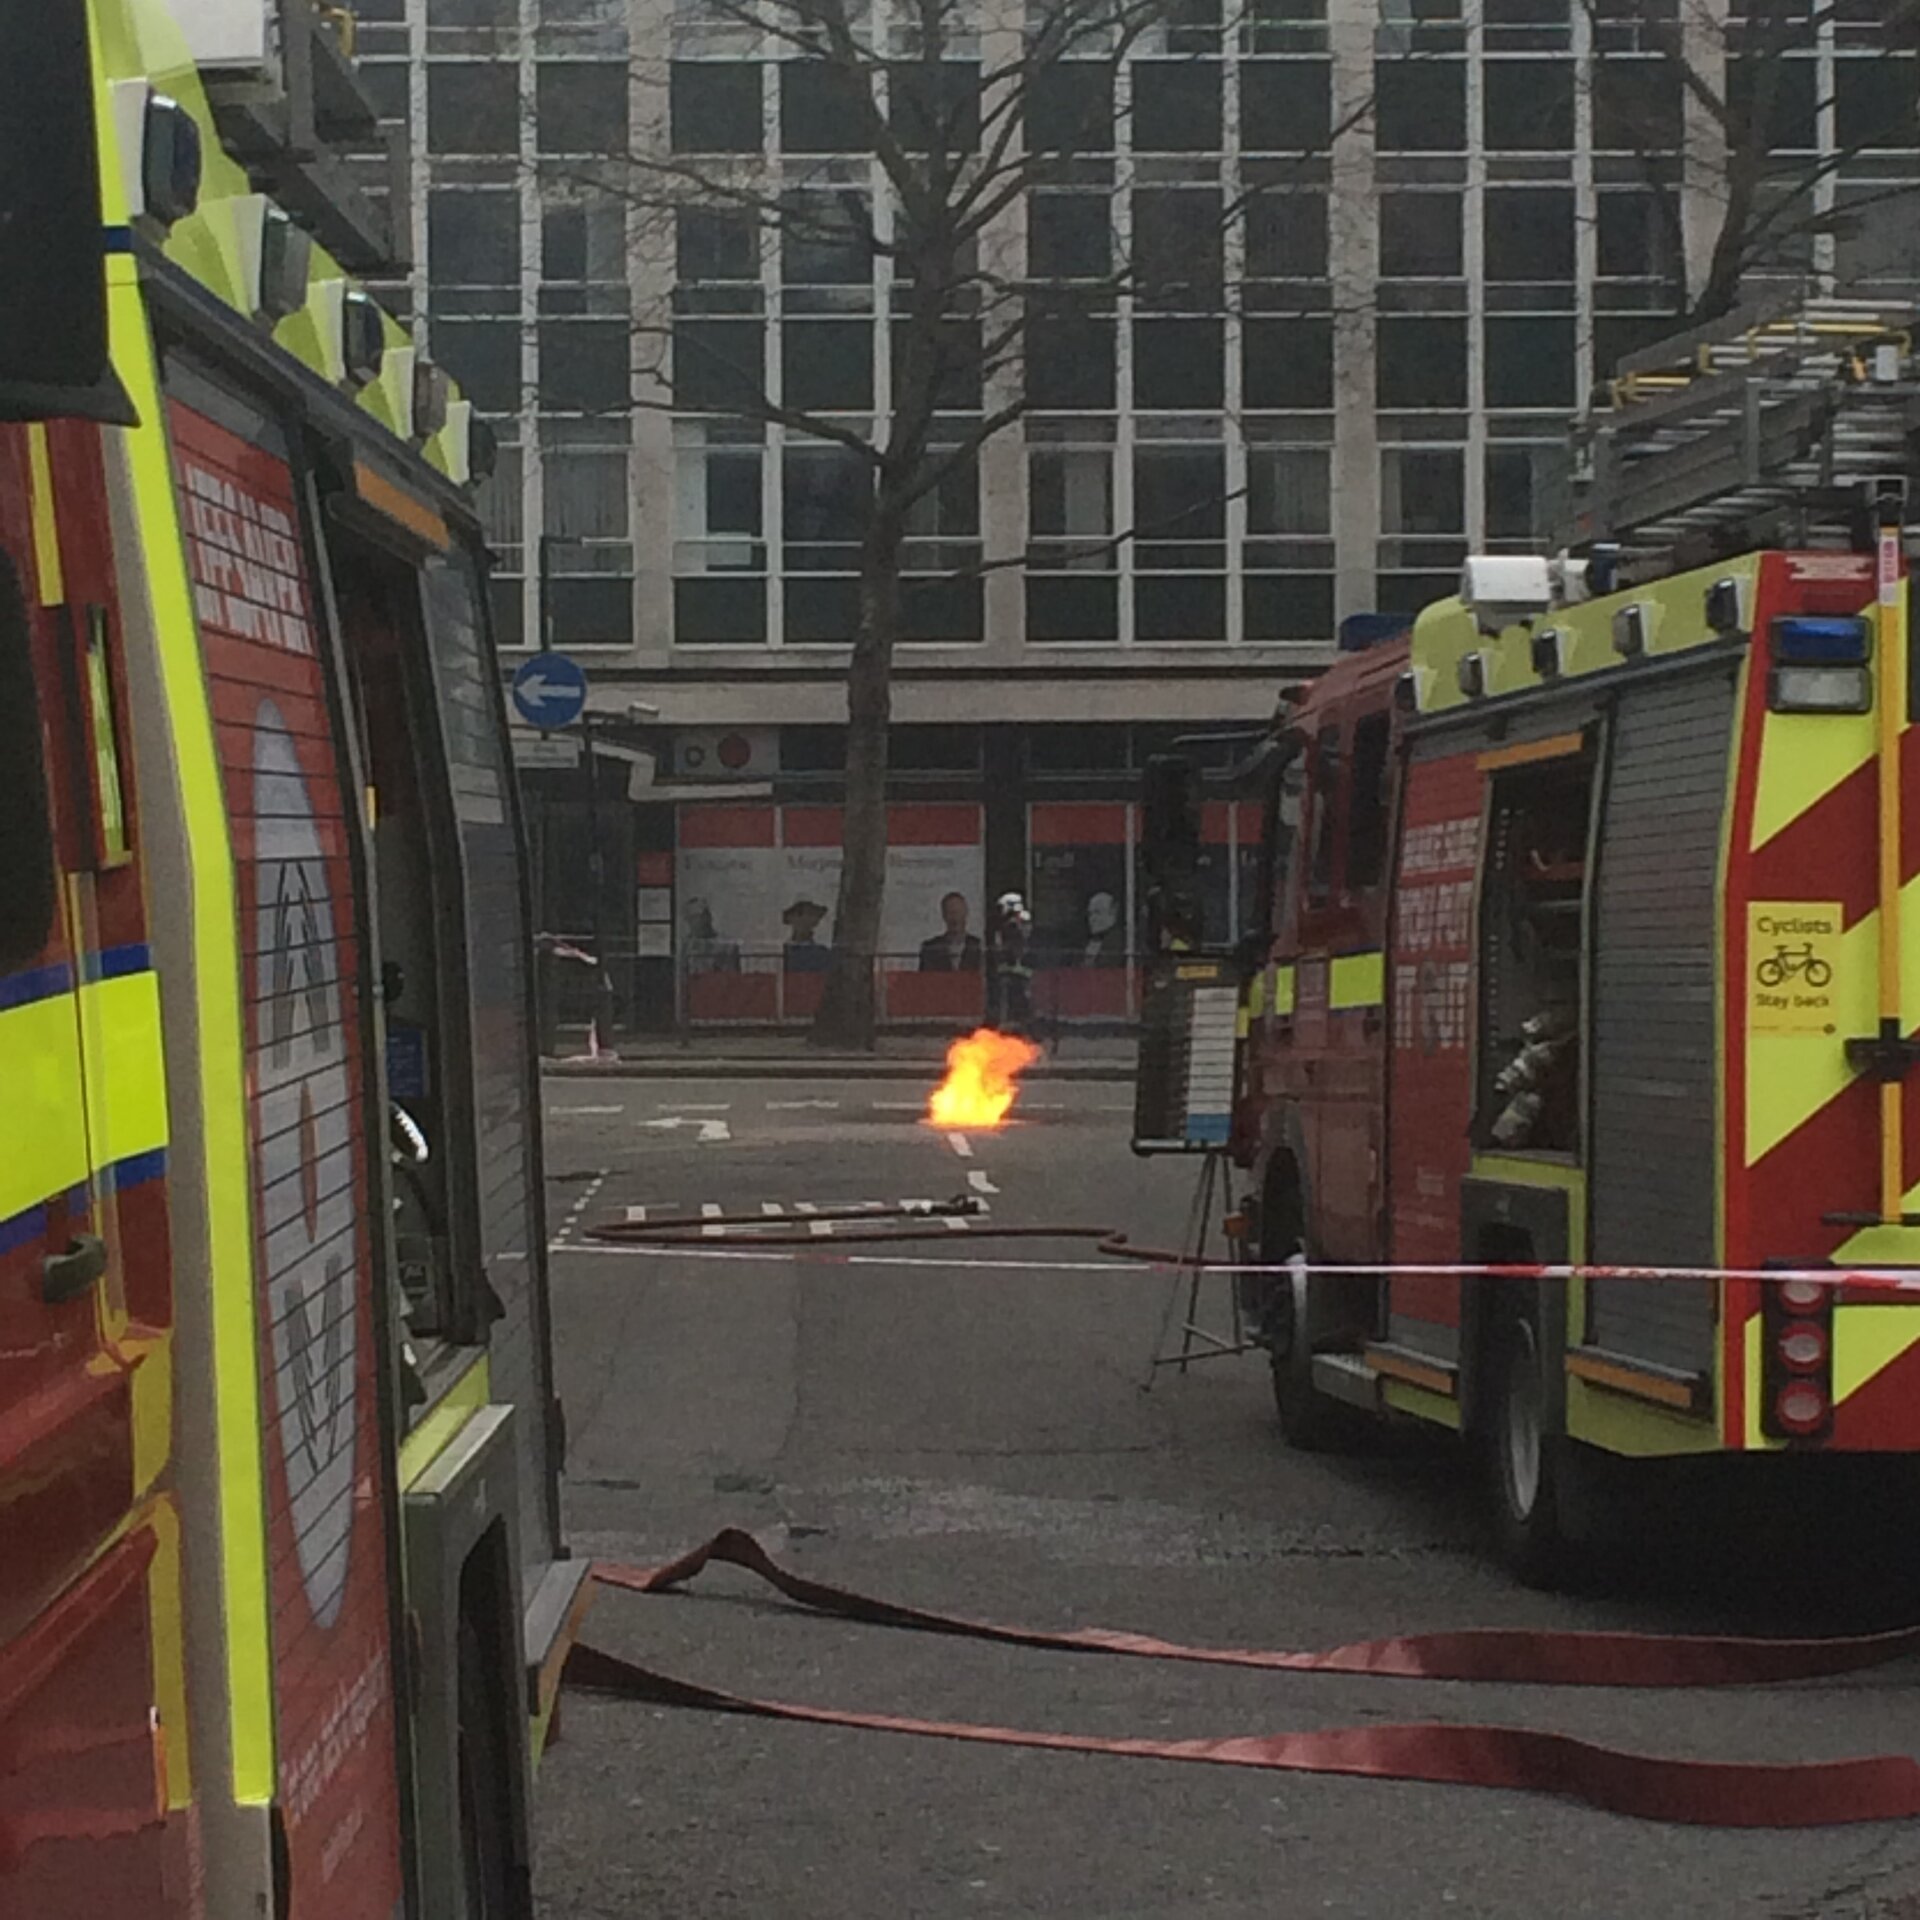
[811, 520, 901, 1049]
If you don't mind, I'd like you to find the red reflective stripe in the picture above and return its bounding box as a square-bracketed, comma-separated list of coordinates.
[595, 1527, 1920, 1691]
[564, 1639, 1920, 1831]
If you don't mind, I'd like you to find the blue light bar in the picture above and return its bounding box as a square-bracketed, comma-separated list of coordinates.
[1772, 616, 1872, 664]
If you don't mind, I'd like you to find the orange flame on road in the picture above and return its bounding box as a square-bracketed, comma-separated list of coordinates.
[926, 1027, 1043, 1130]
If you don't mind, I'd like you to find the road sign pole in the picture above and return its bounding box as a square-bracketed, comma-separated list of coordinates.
[539, 533, 554, 653]
[583, 706, 612, 1034]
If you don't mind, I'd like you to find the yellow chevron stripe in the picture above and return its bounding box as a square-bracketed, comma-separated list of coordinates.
[1832, 1306, 1920, 1408]
[1750, 698, 1881, 853]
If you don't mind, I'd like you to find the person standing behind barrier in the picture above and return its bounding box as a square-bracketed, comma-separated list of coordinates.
[988, 891, 1033, 1031]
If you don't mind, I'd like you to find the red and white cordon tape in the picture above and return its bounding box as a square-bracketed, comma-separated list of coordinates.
[566, 1213, 1920, 1826]
[581, 1208, 1920, 1292]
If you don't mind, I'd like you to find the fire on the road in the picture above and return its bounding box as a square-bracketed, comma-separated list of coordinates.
[926, 1028, 1043, 1129]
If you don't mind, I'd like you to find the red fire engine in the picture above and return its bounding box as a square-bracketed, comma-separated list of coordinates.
[1145, 298, 1920, 1585]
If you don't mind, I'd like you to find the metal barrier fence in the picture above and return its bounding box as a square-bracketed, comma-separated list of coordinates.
[536, 937, 1144, 1041]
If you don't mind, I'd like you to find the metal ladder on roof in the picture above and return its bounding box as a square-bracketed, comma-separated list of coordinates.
[1564, 289, 1920, 580]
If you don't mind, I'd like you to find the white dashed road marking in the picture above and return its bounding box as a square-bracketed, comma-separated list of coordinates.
[968, 1169, 999, 1195]
[550, 1104, 624, 1117]
[551, 1170, 609, 1248]
[947, 1132, 973, 1158]
[767, 1099, 841, 1111]
[701, 1202, 725, 1238]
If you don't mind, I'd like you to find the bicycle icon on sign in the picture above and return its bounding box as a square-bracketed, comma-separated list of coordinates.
[1756, 944, 1833, 990]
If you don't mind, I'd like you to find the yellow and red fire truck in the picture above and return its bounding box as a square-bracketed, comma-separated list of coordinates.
[1, 3, 582, 1912]
[1150, 299, 1920, 1586]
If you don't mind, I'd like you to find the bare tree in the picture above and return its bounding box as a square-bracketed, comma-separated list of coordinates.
[1578, 0, 1920, 330]
[616, 0, 1354, 1046]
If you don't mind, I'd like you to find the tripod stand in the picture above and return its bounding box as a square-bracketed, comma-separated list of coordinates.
[1142, 1148, 1260, 1386]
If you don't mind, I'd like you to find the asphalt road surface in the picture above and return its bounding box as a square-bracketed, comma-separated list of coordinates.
[534, 1073, 1920, 1920]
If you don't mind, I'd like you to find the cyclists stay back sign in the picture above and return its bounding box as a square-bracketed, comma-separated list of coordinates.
[1748, 902, 1842, 1036]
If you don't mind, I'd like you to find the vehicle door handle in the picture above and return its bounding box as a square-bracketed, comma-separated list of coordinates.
[43, 1233, 108, 1305]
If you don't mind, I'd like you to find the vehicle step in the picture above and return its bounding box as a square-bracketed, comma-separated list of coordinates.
[1310, 1351, 1384, 1411]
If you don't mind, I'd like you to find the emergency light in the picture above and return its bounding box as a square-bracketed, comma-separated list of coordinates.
[1772, 615, 1872, 663]
[1768, 616, 1874, 713]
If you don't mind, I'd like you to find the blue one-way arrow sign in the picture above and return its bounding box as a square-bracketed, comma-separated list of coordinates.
[512, 652, 588, 730]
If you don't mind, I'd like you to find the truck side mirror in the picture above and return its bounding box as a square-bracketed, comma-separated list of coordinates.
[0, 0, 134, 424]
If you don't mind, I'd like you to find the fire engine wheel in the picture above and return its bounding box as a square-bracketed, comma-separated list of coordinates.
[456, 1604, 517, 1920]
[1487, 1302, 1584, 1590]
[1268, 1250, 1368, 1453]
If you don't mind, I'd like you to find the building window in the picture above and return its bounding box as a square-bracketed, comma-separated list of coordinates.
[544, 192, 627, 285]
[1377, 316, 1466, 409]
[1247, 444, 1329, 537]
[1239, 59, 1330, 152]
[781, 62, 875, 152]
[427, 64, 518, 153]
[430, 0, 514, 26]
[1593, 56, 1681, 151]
[1483, 60, 1572, 150]
[783, 321, 874, 412]
[543, 432, 634, 646]
[674, 419, 766, 642]
[890, 62, 981, 152]
[675, 425, 763, 564]
[671, 61, 762, 152]
[1030, 442, 1114, 563]
[781, 192, 873, 287]
[1381, 446, 1464, 536]
[1483, 317, 1574, 410]
[1131, 61, 1222, 151]
[1025, 308, 1116, 410]
[431, 318, 520, 413]
[537, 63, 629, 152]
[429, 189, 520, 290]
[1027, 62, 1115, 152]
[540, 0, 627, 53]
[1837, 58, 1920, 151]
[1030, 193, 1113, 281]
[1244, 192, 1327, 282]
[783, 441, 871, 569]
[1242, 316, 1331, 408]
[1728, 57, 1818, 153]
[671, 318, 765, 412]
[1134, 442, 1225, 568]
[1379, 193, 1461, 278]
[1375, 59, 1464, 151]
[1597, 190, 1680, 285]
[1136, 574, 1226, 641]
[676, 578, 767, 643]
[1484, 189, 1573, 283]
[540, 321, 629, 412]
[1133, 318, 1224, 409]
[1486, 442, 1561, 544]
[1028, 430, 1116, 641]
[1133, 188, 1224, 310]
[1245, 574, 1333, 641]
[476, 439, 524, 642]
[677, 205, 759, 284]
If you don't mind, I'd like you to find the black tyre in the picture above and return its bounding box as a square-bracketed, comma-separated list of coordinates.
[1266, 1245, 1371, 1453]
[456, 1606, 518, 1920]
[1486, 1298, 1587, 1589]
